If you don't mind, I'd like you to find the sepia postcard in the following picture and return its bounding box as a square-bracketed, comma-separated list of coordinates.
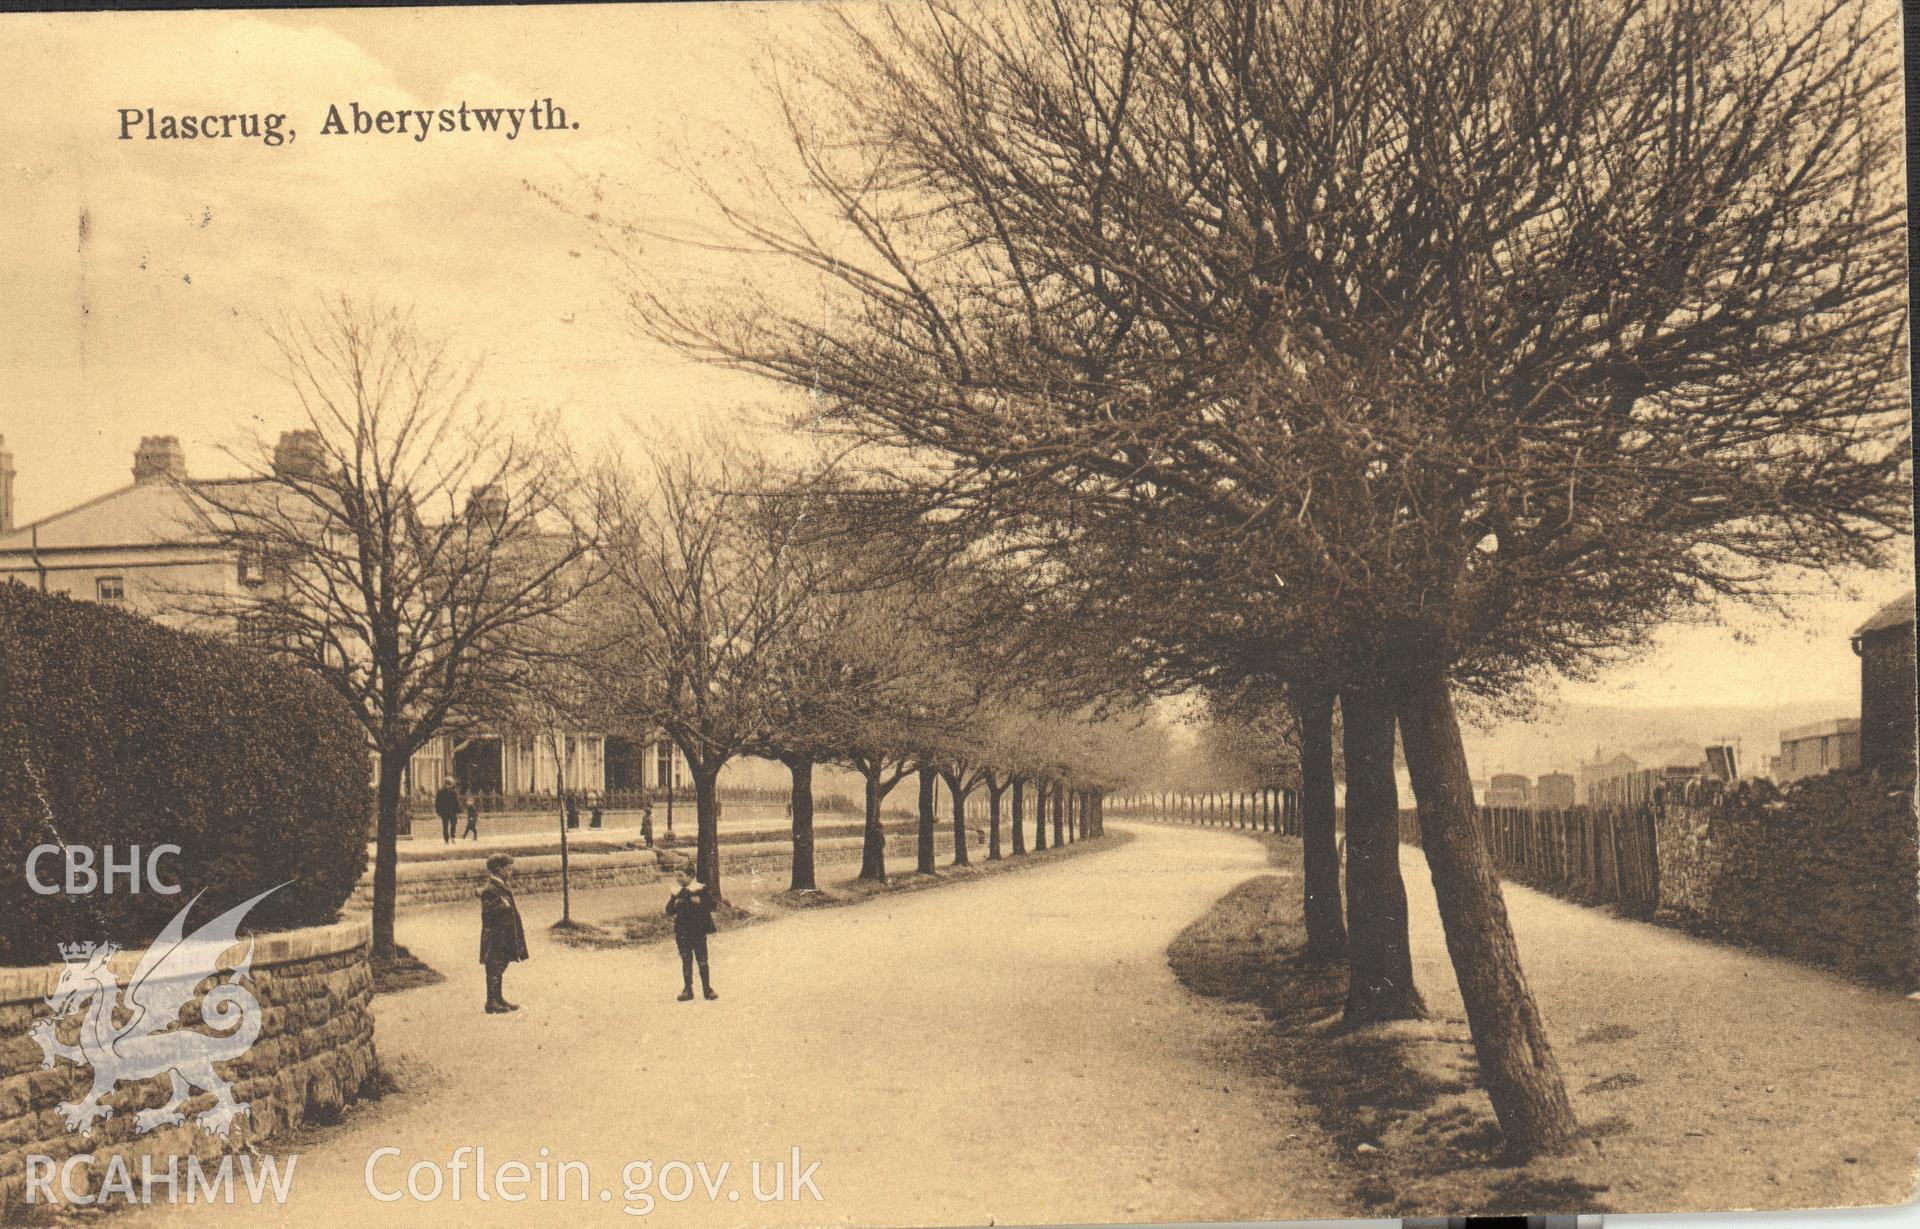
[0, 1, 1914, 1226]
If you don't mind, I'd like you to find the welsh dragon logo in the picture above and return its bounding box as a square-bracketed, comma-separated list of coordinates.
[30, 885, 284, 1139]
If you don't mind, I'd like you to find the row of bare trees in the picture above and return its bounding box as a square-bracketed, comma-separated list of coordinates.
[187, 302, 1150, 961]
[578, 443, 1148, 900]
[591, 0, 1908, 1157]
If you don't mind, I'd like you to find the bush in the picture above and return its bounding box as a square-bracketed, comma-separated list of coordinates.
[0, 586, 370, 965]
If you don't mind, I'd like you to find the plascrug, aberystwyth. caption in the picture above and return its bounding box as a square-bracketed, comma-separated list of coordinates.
[116, 98, 577, 148]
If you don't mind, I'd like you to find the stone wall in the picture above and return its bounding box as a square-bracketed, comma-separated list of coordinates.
[355, 827, 969, 912]
[1652, 770, 1919, 990]
[1651, 802, 1722, 917]
[1391, 770, 1918, 991]
[0, 915, 377, 1214]
[350, 849, 665, 910]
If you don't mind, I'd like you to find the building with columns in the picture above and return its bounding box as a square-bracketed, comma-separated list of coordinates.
[0, 432, 685, 806]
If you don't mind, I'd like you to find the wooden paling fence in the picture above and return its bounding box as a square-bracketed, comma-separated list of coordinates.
[1112, 788, 1300, 836]
[1121, 789, 1663, 917]
[1400, 803, 1661, 917]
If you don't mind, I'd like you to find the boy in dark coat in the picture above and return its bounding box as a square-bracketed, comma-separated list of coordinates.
[664, 870, 718, 1001]
[478, 853, 529, 1013]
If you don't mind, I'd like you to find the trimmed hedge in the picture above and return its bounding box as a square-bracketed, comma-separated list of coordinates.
[0, 585, 369, 966]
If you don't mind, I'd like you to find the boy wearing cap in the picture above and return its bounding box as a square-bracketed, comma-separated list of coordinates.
[478, 853, 529, 1013]
[664, 870, 718, 1001]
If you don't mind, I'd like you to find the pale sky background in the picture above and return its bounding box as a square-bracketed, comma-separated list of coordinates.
[1, 3, 1912, 737]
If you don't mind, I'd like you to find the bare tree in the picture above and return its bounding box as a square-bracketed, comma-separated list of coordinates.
[751, 518, 924, 891]
[606, 0, 1904, 1154]
[192, 300, 595, 962]
[595, 442, 829, 899]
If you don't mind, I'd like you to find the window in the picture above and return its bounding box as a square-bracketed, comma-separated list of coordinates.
[238, 541, 288, 588]
[95, 576, 125, 603]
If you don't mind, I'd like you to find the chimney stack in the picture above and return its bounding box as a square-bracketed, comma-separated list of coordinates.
[272, 430, 327, 481]
[0, 435, 14, 533]
[467, 483, 509, 528]
[132, 435, 187, 484]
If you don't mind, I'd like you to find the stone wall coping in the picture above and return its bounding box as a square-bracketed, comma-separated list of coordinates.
[385, 848, 662, 883]
[0, 913, 371, 1007]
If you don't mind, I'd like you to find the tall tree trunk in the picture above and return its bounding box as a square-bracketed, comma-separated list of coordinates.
[859, 766, 887, 882]
[788, 755, 816, 892]
[916, 766, 937, 874]
[1342, 684, 1424, 1025]
[371, 748, 405, 961]
[1398, 666, 1579, 1157]
[1010, 779, 1027, 855]
[1296, 685, 1346, 963]
[946, 772, 971, 866]
[692, 761, 723, 901]
[988, 784, 1005, 859]
[1052, 782, 1065, 847]
[1033, 780, 1049, 850]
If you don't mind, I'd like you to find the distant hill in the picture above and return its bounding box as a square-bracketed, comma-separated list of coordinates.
[1459, 698, 1849, 779]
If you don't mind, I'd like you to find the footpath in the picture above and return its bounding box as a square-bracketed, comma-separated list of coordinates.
[129, 823, 1354, 1227]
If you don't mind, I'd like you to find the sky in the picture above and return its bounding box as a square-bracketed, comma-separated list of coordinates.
[1, 2, 1912, 727]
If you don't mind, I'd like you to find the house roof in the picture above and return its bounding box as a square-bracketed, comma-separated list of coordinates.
[1853, 590, 1915, 637]
[0, 476, 297, 557]
[0, 480, 211, 553]
[1781, 717, 1861, 742]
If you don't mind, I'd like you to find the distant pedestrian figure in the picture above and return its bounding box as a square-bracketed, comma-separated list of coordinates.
[478, 853, 529, 1014]
[463, 800, 480, 841]
[435, 778, 461, 844]
[565, 793, 580, 830]
[640, 800, 655, 848]
[589, 794, 603, 830]
[665, 870, 718, 1001]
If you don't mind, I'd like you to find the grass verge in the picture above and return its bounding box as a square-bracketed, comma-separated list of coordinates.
[372, 943, 445, 995]
[1166, 833, 1610, 1218]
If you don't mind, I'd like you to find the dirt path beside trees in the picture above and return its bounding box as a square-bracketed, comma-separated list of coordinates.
[1170, 830, 1920, 1217]
[130, 823, 1363, 1227]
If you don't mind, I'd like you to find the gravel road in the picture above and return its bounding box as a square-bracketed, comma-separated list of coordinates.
[130, 823, 1360, 1227]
